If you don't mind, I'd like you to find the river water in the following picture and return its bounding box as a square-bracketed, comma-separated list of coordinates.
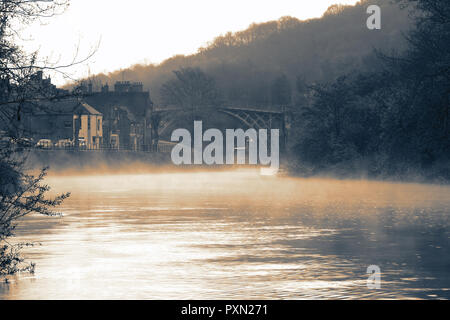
[0, 170, 449, 299]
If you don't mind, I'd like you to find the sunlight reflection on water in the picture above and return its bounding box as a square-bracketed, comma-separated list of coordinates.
[0, 169, 449, 299]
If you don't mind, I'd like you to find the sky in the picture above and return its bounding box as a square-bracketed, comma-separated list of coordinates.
[19, 0, 360, 85]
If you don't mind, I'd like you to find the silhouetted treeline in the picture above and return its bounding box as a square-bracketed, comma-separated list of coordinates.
[291, 0, 450, 181]
[86, 0, 411, 106]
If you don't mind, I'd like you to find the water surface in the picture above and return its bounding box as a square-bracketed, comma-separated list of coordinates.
[1, 170, 449, 299]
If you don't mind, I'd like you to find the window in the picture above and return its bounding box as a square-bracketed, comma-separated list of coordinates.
[64, 121, 71, 128]
[97, 119, 101, 131]
[88, 117, 91, 130]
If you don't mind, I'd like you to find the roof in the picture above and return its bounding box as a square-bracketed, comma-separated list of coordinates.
[28, 98, 102, 116]
[78, 102, 102, 115]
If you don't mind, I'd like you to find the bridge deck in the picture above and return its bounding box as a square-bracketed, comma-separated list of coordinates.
[153, 105, 286, 114]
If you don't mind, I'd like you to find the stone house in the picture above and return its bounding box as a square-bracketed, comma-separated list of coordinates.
[24, 99, 103, 149]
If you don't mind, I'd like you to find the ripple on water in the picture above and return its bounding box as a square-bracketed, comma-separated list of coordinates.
[1, 172, 450, 299]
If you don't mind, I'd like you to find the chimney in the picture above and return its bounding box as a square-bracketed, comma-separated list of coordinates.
[101, 83, 109, 93]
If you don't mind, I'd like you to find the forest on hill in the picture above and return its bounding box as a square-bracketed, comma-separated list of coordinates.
[86, 0, 411, 106]
[83, 0, 449, 182]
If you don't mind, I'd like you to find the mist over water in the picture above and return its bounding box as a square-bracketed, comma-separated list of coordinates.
[0, 169, 449, 299]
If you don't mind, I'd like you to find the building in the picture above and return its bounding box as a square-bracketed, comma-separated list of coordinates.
[103, 106, 140, 150]
[74, 102, 103, 149]
[81, 80, 153, 150]
[29, 71, 70, 96]
[15, 73, 151, 151]
[114, 81, 143, 93]
[24, 98, 103, 149]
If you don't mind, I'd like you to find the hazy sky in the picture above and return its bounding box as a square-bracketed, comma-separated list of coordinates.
[20, 0, 360, 84]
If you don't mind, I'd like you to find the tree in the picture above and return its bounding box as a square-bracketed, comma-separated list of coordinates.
[380, 0, 450, 165]
[0, 160, 69, 277]
[160, 67, 221, 123]
[291, 0, 450, 179]
[293, 76, 357, 166]
[160, 67, 220, 110]
[1, 0, 75, 278]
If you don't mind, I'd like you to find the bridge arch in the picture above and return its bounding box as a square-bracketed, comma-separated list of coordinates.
[150, 106, 290, 151]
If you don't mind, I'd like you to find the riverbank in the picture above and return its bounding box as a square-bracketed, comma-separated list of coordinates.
[24, 149, 450, 184]
[24, 149, 267, 176]
[25, 149, 172, 174]
[286, 156, 450, 185]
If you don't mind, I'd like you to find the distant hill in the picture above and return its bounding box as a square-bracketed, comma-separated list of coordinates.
[82, 0, 412, 106]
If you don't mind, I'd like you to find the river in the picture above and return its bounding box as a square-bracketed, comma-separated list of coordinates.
[0, 170, 449, 299]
